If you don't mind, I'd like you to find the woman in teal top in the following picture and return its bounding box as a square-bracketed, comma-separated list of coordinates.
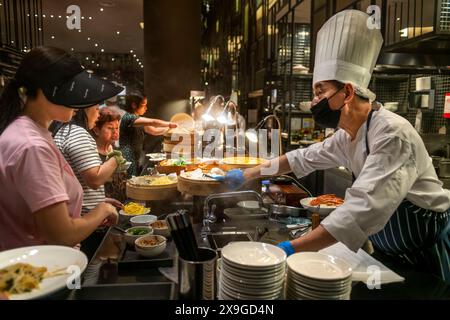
[119, 94, 176, 177]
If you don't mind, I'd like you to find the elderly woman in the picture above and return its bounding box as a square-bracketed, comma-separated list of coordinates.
[119, 94, 177, 177]
[93, 108, 121, 162]
[93, 108, 127, 202]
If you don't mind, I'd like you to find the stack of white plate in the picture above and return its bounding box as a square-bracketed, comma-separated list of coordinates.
[286, 252, 353, 300]
[218, 242, 286, 300]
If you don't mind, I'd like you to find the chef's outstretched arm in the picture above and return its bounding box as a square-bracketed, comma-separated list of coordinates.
[243, 155, 292, 180]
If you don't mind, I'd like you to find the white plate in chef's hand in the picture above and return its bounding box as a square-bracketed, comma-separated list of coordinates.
[300, 197, 339, 217]
[0, 245, 88, 300]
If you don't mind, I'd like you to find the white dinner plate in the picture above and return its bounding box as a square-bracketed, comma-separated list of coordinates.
[299, 197, 339, 216]
[0, 245, 88, 300]
[221, 242, 286, 268]
[287, 252, 352, 281]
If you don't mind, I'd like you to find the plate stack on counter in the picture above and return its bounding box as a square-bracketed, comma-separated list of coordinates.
[218, 242, 286, 300]
[285, 252, 353, 300]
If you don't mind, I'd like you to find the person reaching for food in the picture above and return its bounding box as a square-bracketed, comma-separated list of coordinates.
[219, 10, 450, 283]
[0, 46, 121, 251]
[119, 94, 177, 177]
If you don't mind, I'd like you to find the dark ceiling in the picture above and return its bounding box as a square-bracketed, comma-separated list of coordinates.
[42, 0, 143, 57]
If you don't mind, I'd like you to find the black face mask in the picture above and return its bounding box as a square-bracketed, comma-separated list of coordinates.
[311, 87, 345, 129]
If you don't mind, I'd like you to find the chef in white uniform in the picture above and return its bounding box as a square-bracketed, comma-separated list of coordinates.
[223, 10, 450, 283]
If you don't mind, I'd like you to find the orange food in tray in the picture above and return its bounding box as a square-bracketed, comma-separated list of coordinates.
[309, 194, 344, 207]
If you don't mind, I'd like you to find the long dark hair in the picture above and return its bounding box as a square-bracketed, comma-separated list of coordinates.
[124, 94, 146, 113]
[0, 46, 70, 135]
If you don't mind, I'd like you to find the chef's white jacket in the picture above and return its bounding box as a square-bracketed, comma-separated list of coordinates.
[286, 106, 450, 251]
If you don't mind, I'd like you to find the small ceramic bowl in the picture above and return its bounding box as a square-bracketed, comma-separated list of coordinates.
[124, 226, 153, 246]
[130, 214, 158, 227]
[134, 235, 167, 257]
[150, 220, 171, 237]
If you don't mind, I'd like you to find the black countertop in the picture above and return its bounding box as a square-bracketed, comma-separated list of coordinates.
[53, 215, 450, 300]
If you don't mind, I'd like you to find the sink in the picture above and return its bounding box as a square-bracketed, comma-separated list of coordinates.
[206, 231, 253, 251]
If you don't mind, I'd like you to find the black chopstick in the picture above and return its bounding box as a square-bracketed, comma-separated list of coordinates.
[179, 210, 199, 260]
[167, 214, 189, 260]
[174, 213, 197, 261]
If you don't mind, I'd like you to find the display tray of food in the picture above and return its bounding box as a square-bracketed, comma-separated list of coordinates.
[156, 157, 220, 175]
[177, 168, 229, 196]
[218, 156, 268, 170]
[126, 174, 179, 201]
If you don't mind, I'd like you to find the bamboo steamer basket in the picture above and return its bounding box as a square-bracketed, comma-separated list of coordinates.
[177, 175, 230, 196]
[126, 176, 179, 201]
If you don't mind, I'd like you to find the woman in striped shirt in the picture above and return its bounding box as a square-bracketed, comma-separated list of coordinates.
[53, 106, 124, 213]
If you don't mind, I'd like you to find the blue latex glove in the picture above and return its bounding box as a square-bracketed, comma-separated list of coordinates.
[277, 241, 295, 257]
[213, 169, 245, 190]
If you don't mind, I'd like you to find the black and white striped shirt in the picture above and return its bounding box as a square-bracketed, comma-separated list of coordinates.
[54, 124, 105, 213]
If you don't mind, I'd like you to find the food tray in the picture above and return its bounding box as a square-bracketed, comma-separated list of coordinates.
[118, 239, 176, 270]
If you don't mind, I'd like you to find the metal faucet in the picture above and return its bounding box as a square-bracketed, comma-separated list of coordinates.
[201, 190, 264, 237]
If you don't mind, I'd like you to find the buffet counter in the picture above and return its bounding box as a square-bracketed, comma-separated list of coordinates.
[55, 204, 450, 300]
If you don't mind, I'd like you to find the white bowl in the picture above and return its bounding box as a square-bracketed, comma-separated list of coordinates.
[134, 235, 167, 257]
[237, 200, 260, 211]
[124, 226, 153, 246]
[150, 220, 171, 237]
[130, 214, 158, 227]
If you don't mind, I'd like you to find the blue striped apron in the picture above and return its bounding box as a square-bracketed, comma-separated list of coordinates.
[355, 109, 450, 283]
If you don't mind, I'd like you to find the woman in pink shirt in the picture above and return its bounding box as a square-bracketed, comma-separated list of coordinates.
[0, 46, 123, 251]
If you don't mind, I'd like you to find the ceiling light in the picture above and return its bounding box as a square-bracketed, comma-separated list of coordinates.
[87, 37, 91, 41]
[130, 50, 134, 53]
[78, 29, 81, 33]
[100, 8, 104, 12]
[50, 15, 54, 18]
[58, 15, 62, 18]
[89, 17, 92, 20]
[95, 43, 98, 47]
[92, 60, 95, 64]
[133, 54, 136, 57]
[82, 16, 85, 20]
[96, 64, 100, 67]
[101, 49, 104, 52]
[42, 14, 46, 18]
[38, 27, 42, 31]
[139, 22, 144, 29]
[86, 57, 89, 60]
[136, 59, 140, 62]
[112, 58, 115, 61]
[71, 48, 74, 51]
[51, 35, 55, 39]
[116, 31, 120, 34]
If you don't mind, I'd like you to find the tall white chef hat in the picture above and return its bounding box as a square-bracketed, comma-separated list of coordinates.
[313, 10, 383, 102]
